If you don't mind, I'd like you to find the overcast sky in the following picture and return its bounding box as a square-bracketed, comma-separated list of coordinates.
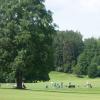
[45, 0, 100, 39]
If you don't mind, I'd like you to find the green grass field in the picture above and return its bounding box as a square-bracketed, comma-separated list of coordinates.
[0, 71, 100, 100]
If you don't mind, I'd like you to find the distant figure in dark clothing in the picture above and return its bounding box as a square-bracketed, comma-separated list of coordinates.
[22, 82, 26, 89]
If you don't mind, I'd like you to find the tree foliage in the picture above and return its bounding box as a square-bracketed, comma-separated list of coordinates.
[0, 0, 55, 88]
[75, 38, 100, 78]
[88, 63, 97, 78]
[54, 30, 83, 73]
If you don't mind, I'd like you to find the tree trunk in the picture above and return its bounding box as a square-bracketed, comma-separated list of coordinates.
[16, 70, 23, 89]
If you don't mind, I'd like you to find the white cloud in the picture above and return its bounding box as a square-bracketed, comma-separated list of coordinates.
[45, 0, 69, 12]
[79, 0, 100, 12]
[45, 0, 100, 13]
[45, 0, 100, 38]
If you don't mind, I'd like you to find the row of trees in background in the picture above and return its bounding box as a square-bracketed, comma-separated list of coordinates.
[54, 31, 100, 78]
[54, 31, 83, 73]
[75, 38, 100, 78]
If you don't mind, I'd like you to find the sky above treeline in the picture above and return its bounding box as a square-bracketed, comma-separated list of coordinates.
[45, 0, 100, 39]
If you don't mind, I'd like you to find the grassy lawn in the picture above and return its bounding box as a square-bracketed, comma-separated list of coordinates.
[0, 71, 100, 100]
[0, 88, 100, 100]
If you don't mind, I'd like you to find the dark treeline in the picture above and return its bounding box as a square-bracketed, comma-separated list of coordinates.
[54, 31, 100, 78]
[54, 31, 83, 73]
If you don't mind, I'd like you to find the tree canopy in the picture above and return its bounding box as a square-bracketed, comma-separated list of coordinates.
[0, 0, 55, 88]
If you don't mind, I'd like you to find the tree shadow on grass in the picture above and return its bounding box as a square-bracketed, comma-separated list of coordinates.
[0, 87, 27, 90]
[26, 88, 100, 95]
[0, 87, 100, 94]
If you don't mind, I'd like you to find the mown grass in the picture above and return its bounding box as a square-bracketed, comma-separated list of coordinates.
[0, 71, 100, 100]
[0, 88, 100, 100]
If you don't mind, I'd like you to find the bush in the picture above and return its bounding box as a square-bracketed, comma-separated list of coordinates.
[73, 65, 82, 75]
[97, 66, 100, 77]
[88, 63, 97, 78]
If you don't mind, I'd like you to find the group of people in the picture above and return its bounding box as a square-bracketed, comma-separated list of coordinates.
[45, 81, 93, 89]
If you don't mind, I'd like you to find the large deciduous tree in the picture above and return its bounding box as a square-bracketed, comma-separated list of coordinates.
[0, 0, 55, 88]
